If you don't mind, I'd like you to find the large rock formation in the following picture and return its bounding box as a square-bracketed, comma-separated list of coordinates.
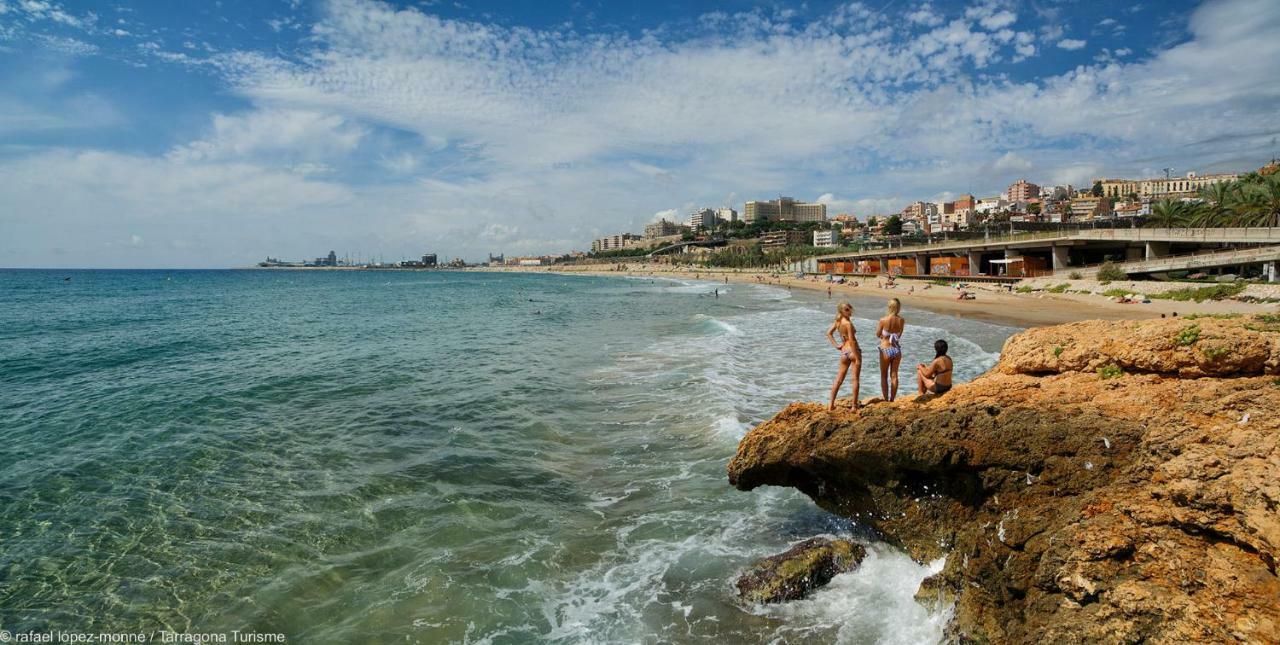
[736, 537, 867, 604]
[728, 316, 1280, 643]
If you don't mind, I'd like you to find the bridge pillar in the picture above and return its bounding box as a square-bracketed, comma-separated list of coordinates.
[1052, 245, 1070, 271]
[1126, 246, 1144, 262]
[998, 248, 1018, 276]
[1145, 241, 1171, 260]
[1268, 261, 1278, 283]
[968, 251, 980, 276]
[915, 254, 928, 275]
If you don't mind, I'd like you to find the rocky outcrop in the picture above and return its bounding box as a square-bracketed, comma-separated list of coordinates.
[736, 537, 867, 604]
[729, 316, 1280, 643]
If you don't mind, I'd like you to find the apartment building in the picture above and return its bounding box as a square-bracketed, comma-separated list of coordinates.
[591, 233, 641, 252]
[1138, 172, 1238, 199]
[690, 208, 717, 229]
[1097, 178, 1140, 199]
[743, 197, 827, 223]
[813, 229, 842, 248]
[643, 219, 683, 238]
[1069, 196, 1112, 220]
[759, 229, 808, 250]
[1005, 179, 1041, 202]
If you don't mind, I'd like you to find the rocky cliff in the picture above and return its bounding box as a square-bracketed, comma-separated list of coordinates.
[728, 315, 1280, 643]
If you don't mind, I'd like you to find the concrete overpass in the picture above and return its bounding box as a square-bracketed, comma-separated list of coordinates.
[1071, 244, 1280, 280]
[810, 227, 1280, 280]
[647, 239, 727, 257]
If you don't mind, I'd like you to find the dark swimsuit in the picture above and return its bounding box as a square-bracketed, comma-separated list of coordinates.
[930, 363, 952, 394]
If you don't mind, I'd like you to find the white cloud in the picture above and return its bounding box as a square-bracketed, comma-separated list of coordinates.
[979, 10, 1017, 30]
[1012, 31, 1037, 61]
[650, 208, 679, 223]
[167, 109, 366, 163]
[905, 4, 944, 27]
[1057, 38, 1087, 50]
[0, 149, 355, 267]
[4, 0, 1280, 266]
[480, 222, 519, 241]
[378, 152, 418, 175]
[289, 162, 335, 175]
[991, 151, 1033, 173]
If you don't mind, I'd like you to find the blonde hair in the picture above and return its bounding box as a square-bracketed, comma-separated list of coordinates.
[887, 297, 901, 316]
[835, 301, 853, 324]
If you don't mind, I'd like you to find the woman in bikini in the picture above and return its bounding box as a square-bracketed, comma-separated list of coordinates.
[917, 339, 954, 396]
[875, 298, 905, 402]
[826, 301, 861, 412]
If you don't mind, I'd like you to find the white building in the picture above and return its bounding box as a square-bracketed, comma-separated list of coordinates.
[974, 197, 1009, 215]
[690, 208, 718, 229]
[716, 208, 738, 224]
[813, 229, 842, 248]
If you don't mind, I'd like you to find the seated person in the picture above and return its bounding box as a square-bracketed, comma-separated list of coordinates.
[917, 340, 954, 396]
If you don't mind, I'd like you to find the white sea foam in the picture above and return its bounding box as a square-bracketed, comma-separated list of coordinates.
[555, 282, 1010, 643]
[692, 313, 743, 336]
[758, 546, 950, 645]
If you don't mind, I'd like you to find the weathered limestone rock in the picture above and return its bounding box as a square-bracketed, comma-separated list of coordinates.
[736, 537, 867, 604]
[996, 316, 1280, 377]
[728, 315, 1280, 643]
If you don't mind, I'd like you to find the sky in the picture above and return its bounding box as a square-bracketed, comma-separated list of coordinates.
[1, 0, 1278, 268]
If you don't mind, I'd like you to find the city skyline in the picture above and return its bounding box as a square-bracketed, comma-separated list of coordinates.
[2, 0, 1278, 267]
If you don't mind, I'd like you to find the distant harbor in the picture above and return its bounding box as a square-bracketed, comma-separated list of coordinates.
[255, 251, 471, 269]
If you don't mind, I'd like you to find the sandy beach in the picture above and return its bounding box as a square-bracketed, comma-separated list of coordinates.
[482, 263, 1278, 327]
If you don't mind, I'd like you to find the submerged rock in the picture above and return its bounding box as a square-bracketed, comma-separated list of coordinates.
[736, 537, 866, 604]
[729, 316, 1280, 643]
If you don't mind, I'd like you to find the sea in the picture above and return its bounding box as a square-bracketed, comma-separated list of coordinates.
[0, 269, 1019, 644]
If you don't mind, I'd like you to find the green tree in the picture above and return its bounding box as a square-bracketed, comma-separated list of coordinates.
[1091, 181, 1104, 197]
[1150, 199, 1195, 228]
[1194, 182, 1238, 227]
[883, 215, 903, 235]
[866, 216, 877, 228]
[1236, 174, 1280, 227]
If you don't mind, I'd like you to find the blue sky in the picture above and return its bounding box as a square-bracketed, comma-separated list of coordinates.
[1, 0, 1278, 267]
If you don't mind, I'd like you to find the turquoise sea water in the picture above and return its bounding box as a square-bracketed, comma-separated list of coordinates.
[0, 269, 1018, 643]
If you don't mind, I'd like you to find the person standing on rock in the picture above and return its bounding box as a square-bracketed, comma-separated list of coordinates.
[826, 301, 862, 412]
[876, 298, 905, 402]
[917, 339, 953, 396]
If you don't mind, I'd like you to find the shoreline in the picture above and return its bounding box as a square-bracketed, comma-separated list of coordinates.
[477, 264, 1278, 328]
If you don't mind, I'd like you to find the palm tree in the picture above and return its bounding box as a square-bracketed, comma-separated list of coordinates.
[1150, 199, 1193, 228]
[1235, 174, 1280, 227]
[1194, 181, 1238, 228]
